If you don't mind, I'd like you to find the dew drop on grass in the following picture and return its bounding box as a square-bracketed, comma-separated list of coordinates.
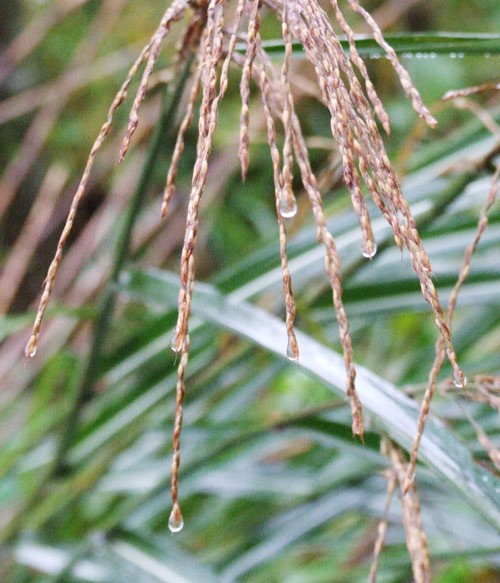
[168, 506, 184, 533]
[24, 341, 36, 358]
[171, 334, 182, 353]
[453, 371, 467, 389]
[361, 241, 377, 259]
[286, 340, 299, 362]
[279, 195, 297, 219]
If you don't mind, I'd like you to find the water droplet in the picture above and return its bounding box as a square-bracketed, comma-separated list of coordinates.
[279, 195, 297, 219]
[361, 241, 377, 259]
[24, 341, 36, 358]
[171, 333, 182, 353]
[453, 371, 467, 389]
[286, 340, 299, 362]
[168, 505, 184, 533]
[481, 475, 489, 483]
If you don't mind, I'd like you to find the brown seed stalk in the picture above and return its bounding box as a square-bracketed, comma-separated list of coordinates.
[119, 0, 190, 162]
[161, 61, 203, 219]
[345, 0, 437, 127]
[25, 41, 155, 359]
[256, 47, 299, 361]
[404, 162, 500, 492]
[238, 0, 262, 181]
[384, 439, 431, 583]
[369, 469, 397, 583]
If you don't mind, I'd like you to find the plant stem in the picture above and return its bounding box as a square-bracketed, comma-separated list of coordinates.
[52, 56, 194, 476]
[0, 56, 193, 548]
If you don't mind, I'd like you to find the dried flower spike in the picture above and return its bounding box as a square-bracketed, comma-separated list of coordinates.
[25, 2, 470, 555]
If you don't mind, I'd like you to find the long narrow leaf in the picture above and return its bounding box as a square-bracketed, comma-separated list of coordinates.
[120, 268, 500, 532]
[237, 32, 500, 58]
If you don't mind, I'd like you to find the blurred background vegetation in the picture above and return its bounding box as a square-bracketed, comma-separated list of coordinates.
[0, 1, 499, 581]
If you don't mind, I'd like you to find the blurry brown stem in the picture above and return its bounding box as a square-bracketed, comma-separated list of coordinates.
[369, 469, 397, 583]
[0, 0, 126, 225]
[0, 0, 93, 85]
[0, 165, 68, 314]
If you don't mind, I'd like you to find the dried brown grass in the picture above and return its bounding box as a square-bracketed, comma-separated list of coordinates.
[20, 0, 491, 564]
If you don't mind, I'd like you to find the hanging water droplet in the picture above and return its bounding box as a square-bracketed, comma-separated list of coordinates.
[286, 340, 299, 362]
[171, 333, 182, 353]
[361, 241, 377, 259]
[279, 195, 297, 219]
[24, 340, 37, 358]
[168, 505, 184, 533]
[453, 370, 467, 389]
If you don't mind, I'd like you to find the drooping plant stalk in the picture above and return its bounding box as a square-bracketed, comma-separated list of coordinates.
[404, 159, 500, 492]
[383, 438, 431, 583]
[1, 62, 193, 548]
[25, 2, 469, 559]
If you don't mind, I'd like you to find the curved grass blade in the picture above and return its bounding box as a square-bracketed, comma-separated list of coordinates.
[120, 268, 500, 532]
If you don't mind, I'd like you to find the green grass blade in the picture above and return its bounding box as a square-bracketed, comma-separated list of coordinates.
[120, 268, 500, 532]
[245, 32, 500, 57]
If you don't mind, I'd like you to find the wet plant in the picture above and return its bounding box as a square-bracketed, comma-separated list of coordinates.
[3, 0, 499, 580]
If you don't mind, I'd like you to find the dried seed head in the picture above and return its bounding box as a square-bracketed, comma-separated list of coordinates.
[26, 0, 475, 551]
[239, 0, 262, 181]
[26, 40, 156, 359]
[385, 439, 431, 583]
[162, 62, 203, 219]
[256, 50, 300, 365]
[345, 0, 437, 128]
[119, 0, 190, 162]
